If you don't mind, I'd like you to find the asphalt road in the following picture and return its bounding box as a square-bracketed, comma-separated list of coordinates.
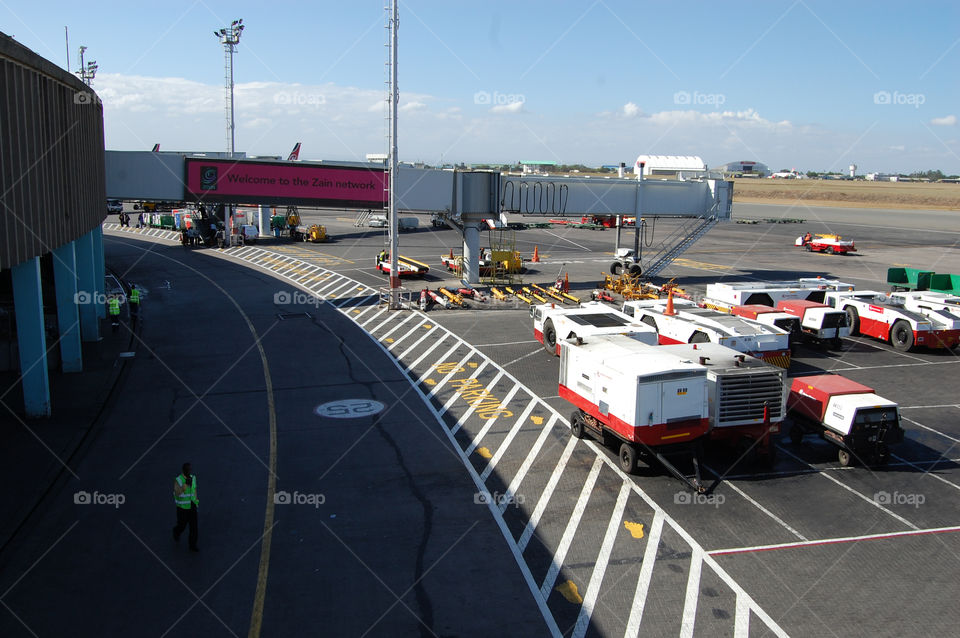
[5, 202, 960, 637]
[0, 233, 546, 637]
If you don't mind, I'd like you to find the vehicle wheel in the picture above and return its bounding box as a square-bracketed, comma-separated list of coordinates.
[845, 307, 860, 335]
[610, 262, 623, 276]
[570, 411, 585, 439]
[689, 331, 710, 344]
[789, 424, 804, 445]
[827, 246, 835, 255]
[628, 263, 642, 276]
[543, 319, 558, 354]
[890, 320, 913, 352]
[837, 449, 852, 467]
[619, 443, 638, 474]
[805, 243, 812, 252]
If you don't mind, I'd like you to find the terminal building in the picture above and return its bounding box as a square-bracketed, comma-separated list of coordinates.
[1, 32, 107, 418]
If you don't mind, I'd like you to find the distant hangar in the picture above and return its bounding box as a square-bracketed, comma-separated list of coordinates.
[716, 160, 769, 178]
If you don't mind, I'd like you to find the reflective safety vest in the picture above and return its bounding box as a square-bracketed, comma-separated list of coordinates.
[108, 297, 120, 315]
[129, 288, 140, 304]
[174, 474, 199, 509]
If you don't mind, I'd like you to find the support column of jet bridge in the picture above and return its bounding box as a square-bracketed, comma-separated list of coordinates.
[455, 171, 502, 285]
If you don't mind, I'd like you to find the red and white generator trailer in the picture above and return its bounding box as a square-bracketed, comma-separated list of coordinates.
[560, 335, 786, 489]
[661, 342, 786, 468]
[823, 290, 960, 351]
[622, 297, 792, 368]
[531, 301, 657, 356]
[787, 374, 904, 466]
[704, 278, 855, 309]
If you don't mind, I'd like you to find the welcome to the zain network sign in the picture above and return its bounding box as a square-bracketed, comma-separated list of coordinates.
[185, 159, 388, 208]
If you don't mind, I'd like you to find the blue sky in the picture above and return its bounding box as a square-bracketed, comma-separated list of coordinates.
[3, 1, 958, 173]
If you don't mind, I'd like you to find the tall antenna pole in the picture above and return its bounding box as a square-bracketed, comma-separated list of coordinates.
[65, 27, 70, 71]
[388, 0, 400, 308]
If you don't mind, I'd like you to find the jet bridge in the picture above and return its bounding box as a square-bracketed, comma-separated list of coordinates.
[499, 174, 732, 280]
[104, 151, 732, 284]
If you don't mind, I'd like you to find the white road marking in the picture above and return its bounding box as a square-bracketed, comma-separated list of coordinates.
[734, 594, 750, 638]
[706, 470, 807, 541]
[540, 455, 605, 598]
[360, 307, 389, 327]
[397, 325, 440, 360]
[481, 401, 540, 482]
[709, 524, 960, 556]
[902, 416, 960, 444]
[679, 546, 704, 638]
[499, 415, 560, 512]
[623, 510, 665, 638]
[503, 348, 545, 368]
[473, 340, 541, 347]
[408, 335, 455, 375]
[518, 436, 578, 552]
[571, 481, 631, 638]
[376, 313, 421, 343]
[901, 403, 960, 409]
[890, 454, 960, 492]
[776, 445, 919, 530]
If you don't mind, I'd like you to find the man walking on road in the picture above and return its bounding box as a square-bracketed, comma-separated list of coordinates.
[128, 284, 141, 328]
[172, 462, 199, 552]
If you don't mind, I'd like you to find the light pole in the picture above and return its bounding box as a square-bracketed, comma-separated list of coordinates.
[76, 45, 98, 86]
[214, 19, 244, 245]
[387, 0, 400, 308]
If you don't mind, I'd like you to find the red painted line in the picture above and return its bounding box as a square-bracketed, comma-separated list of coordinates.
[709, 525, 960, 556]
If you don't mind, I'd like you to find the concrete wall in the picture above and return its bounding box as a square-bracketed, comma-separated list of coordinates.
[0, 31, 106, 271]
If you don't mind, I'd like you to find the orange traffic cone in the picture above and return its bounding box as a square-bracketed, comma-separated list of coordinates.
[449, 248, 454, 259]
[664, 288, 676, 316]
[532, 246, 540, 263]
[563, 272, 569, 293]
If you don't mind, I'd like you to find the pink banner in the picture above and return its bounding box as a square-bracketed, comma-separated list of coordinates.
[185, 159, 387, 207]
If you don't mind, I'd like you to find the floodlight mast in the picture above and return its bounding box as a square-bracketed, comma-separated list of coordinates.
[214, 19, 244, 245]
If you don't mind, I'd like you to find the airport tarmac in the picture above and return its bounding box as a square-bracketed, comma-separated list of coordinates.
[4, 202, 959, 637]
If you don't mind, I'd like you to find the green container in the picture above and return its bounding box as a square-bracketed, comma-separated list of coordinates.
[887, 267, 933, 291]
[929, 273, 960, 295]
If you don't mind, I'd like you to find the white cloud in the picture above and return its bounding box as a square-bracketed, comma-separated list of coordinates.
[931, 115, 957, 126]
[622, 102, 641, 118]
[400, 101, 427, 112]
[647, 108, 791, 130]
[491, 100, 524, 114]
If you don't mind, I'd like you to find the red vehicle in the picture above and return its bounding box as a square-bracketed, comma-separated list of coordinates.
[795, 233, 856, 255]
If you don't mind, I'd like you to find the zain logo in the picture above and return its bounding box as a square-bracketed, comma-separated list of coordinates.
[200, 166, 218, 191]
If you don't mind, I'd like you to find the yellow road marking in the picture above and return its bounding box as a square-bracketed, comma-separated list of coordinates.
[476, 447, 493, 459]
[424, 379, 436, 385]
[530, 415, 544, 425]
[556, 580, 583, 604]
[623, 521, 645, 539]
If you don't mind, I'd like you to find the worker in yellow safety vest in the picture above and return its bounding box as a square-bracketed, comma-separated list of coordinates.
[172, 462, 200, 551]
[129, 285, 141, 327]
[108, 296, 121, 332]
